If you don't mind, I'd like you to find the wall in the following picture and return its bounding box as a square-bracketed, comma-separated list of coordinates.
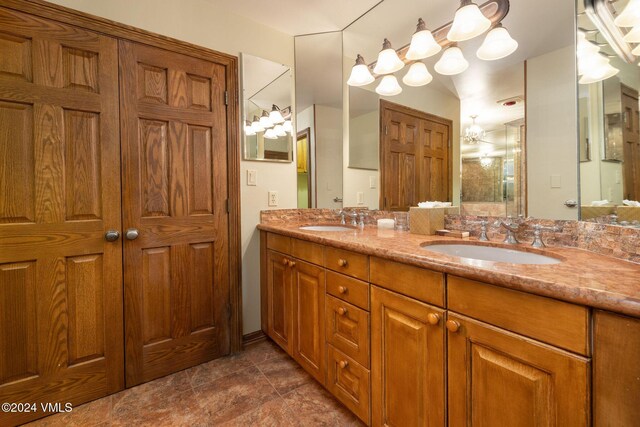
[46, 0, 296, 335]
[296, 106, 316, 206]
[527, 45, 579, 220]
[315, 105, 344, 208]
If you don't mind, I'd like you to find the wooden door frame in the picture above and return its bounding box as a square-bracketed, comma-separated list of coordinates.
[379, 99, 453, 210]
[297, 127, 312, 208]
[0, 0, 243, 352]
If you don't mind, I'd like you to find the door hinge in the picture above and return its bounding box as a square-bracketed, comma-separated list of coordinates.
[226, 302, 232, 320]
[224, 90, 229, 106]
[225, 199, 230, 213]
[385, 125, 388, 135]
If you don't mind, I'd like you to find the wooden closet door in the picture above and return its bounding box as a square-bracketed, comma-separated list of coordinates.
[0, 7, 122, 426]
[119, 40, 230, 386]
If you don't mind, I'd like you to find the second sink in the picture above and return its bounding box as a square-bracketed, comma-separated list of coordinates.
[422, 243, 561, 265]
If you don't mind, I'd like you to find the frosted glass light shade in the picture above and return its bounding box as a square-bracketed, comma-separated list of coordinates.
[447, 1, 491, 42]
[623, 25, 640, 42]
[373, 39, 405, 75]
[406, 18, 442, 60]
[259, 111, 273, 129]
[577, 31, 600, 59]
[402, 62, 433, 86]
[633, 44, 640, 55]
[375, 75, 402, 96]
[269, 105, 285, 124]
[476, 25, 518, 60]
[614, 0, 640, 27]
[274, 124, 287, 137]
[244, 121, 256, 136]
[579, 54, 619, 84]
[251, 115, 264, 132]
[263, 128, 278, 139]
[347, 54, 375, 86]
[579, 64, 619, 84]
[434, 46, 469, 75]
[283, 119, 293, 133]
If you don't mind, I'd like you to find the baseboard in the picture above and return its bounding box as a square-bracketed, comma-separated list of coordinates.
[242, 330, 267, 346]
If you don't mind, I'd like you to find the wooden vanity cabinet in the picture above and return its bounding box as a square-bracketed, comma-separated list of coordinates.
[265, 249, 293, 353]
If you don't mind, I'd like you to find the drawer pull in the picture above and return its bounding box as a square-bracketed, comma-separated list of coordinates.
[427, 313, 440, 325]
[339, 360, 349, 369]
[338, 258, 348, 267]
[288, 260, 296, 267]
[337, 307, 348, 316]
[338, 286, 348, 294]
[446, 320, 460, 333]
[282, 258, 289, 266]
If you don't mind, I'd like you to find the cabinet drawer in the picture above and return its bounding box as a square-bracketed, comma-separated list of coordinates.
[326, 295, 370, 368]
[325, 247, 368, 281]
[267, 232, 291, 254]
[292, 238, 323, 266]
[370, 257, 445, 307]
[326, 345, 370, 425]
[326, 271, 369, 310]
[447, 275, 590, 356]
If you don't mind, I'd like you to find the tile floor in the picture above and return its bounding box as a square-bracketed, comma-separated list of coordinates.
[27, 339, 364, 427]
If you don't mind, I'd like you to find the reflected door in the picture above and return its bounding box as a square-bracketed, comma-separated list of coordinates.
[622, 87, 639, 200]
[119, 40, 230, 386]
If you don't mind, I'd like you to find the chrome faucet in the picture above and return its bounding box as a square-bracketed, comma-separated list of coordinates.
[531, 224, 561, 248]
[357, 212, 368, 228]
[345, 211, 358, 227]
[496, 218, 520, 245]
[337, 210, 346, 225]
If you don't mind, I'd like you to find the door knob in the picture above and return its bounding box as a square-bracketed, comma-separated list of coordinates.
[338, 259, 348, 267]
[564, 200, 578, 208]
[446, 320, 461, 333]
[125, 228, 139, 240]
[104, 230, 120, 242]
[337, 307, 347, 316]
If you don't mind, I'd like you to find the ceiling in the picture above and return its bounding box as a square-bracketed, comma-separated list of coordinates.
[242, 54, 292, 114]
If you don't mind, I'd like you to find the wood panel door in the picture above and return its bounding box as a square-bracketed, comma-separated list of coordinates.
[0, 7, 122, 426]
[292, 260, 325, 383]
[447, 313, 590, 427]
[380, 100, 452, 211]
[371, 286, 445, 427]
[119, 40, 230, 386]
[266, 250, 293, 353]
[622, 87, 639, 200]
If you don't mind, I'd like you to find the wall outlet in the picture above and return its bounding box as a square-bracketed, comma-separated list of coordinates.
[268, 191, 279, 207]
[357, 192, 364, 204]
[247, 169, 257, 186]
[369, 176, 377, 189]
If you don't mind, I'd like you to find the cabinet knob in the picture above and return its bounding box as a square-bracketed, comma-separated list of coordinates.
[337, 307, 347, 316]
[104, 230, 120, 242]
[288, 260, 296, 267]
[282, 258, 289, 266]
[338, 258, 348, 267]
[427, 313, 440, 325]
[338, 286, 347, 294]
[446, 319, 460, 333]
[339, 360, 349, 369]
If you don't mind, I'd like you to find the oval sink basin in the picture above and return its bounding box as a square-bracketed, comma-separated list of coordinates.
[299, 225, 354, 232]
[422, 244, 561, 265]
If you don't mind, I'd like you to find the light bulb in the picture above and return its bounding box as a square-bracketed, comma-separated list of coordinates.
[406, 18, 442, 60]
[251, 115, 264, 132]
[476, 24, 518, 60]
[375, 75, 402, 96]
[347, 54, 375, 86]
[283, 120, 293, 133]
[269, 104, 285, 124]
[259, 110, 273, 129]
[274, 124, 287, 137]
[614, 0, 640, 27]
[623, 25, 640, 42]
[402, 62, 433, 86]
[263, 128, 278, 139]
[447, 0, 491, 42]
[373, 39, 405, 75]
[244, 120, 256, 136]
[434, 45, 469, 75]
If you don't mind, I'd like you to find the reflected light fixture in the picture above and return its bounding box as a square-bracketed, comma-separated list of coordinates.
[480, 154, 494, 169]
[406, 18, 442, 60]
[633, 44, 640, 55]
[463, 115, 486, 144]
[579, 56, 619, 84]
[373, 39, 405, 75]
[251, 115, 264, 132]
[623, 25, 640, 42]
[259, 110, 273, 129]
[375, 75, 402, 96]
[269, 104, 285, 124]
[434, 45, 469, 75]
[448, 0, 492, 42]
[402, 62, 433, 86]
[273, 124, 287, 137]
[283, 119, 293, 133]
[263, 128, 278, 139]
[347, 54, 375, 86]
[476, 24, 519, 60]
[614, 0, 640, 27]
[586, 0, 636, 63]
[244, 120, 256, 136]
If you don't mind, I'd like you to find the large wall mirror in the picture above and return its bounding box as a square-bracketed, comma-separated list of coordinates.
[241, 53, 294, 162]
[578, 0, 640, 227]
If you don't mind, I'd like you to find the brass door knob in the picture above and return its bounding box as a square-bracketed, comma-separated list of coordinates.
[282, 258, 289, 266]
[446, 320, 460, 333]
[339, 360, 349, 369]
[338, 259, 348, 267]
[288, 260, 296, 267]
[427, 313, 440, 325]
[338, 286, 347, 294]
[337, 307, 347, 316]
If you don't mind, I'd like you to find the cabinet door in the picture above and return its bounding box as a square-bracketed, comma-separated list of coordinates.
[447, 313, 590, 427]
[292, 259, 325, 383]
[371, 286, 445, 427]
[266, 250, 293, 353]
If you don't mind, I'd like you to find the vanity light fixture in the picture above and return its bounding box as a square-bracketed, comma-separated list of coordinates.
[244, 120, 256, 136]
[476, 23, 519, 60]
[373, 39, 405, 75]
[480, 154, 494, 169]
[614, 0, 640, 27]
[623, 25, 640, 42]
[448, 0, 492, 42]
[406, 18, 442, 60]
[585, 0, 636, 63]
[463, 115, 486, 145]
[434, 45, 469, 75]
[263, 128, 278, 139]
[282, 119, 293, 133]
[259, 110, 274, 129]
[269, 104, 285, 124]
[347, 54, 375, 86]
[251, 115, 264, 132]
[402, 62, 433, 86]
[579, 56, 619, 84]
[375, 75, 403, 96]
[273, 124, 287, 137]
[634, 44, 640, 55]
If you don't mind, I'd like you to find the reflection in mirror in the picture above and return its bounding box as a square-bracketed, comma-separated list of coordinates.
[241, 53, 293, 162]
[578, 0, 640, 227]
[349, 86, 379, 170]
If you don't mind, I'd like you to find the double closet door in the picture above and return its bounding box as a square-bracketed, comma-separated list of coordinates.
[0, 7, 231, 426]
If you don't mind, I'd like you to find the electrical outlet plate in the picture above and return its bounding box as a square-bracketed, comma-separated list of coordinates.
[369, 176, 377, 189]
[357, 192, 364, 204]
[268, 191, 278, 207]
[247, 170, 257, 186]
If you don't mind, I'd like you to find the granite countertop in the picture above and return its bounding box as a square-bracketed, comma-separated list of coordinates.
[258, 222, 640, 318]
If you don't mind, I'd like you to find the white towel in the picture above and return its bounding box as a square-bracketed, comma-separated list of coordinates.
[590, 200, 610, 206]
[418, 201, 453, 208]
[623, 200, 640, 207]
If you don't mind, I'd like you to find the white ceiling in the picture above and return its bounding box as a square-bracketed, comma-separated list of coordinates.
[242, 54, 292, 115]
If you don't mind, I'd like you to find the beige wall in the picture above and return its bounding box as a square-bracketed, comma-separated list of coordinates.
[46, 0, 296, 335]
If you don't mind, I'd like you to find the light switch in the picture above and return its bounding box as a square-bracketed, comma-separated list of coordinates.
[268, 191, 278, 207]
[369, 176, 377, 189]
[247, 169, 257, 186]
[550, 175, 561, 188]
[357, 192, 364, 204]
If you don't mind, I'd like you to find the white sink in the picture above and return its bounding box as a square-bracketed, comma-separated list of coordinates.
[299, 225, 354, 232]
[422, 244, 561, 265]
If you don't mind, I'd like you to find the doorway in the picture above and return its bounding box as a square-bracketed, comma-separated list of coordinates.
[297, 127, 312, 208]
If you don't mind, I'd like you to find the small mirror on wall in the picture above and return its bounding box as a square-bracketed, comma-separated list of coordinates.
[241, 53, 294, 162]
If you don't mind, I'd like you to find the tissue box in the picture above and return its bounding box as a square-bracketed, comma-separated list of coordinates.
[616, 206, 640, 222]
[409, 206, 460, 235]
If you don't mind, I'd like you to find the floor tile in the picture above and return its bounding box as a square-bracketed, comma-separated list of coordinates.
[256, 352, 313, 395]
[111, 370, 192, 411]
[283, 381, 364, 427]
[243, 339, 287, 365]
[185, 351, 254, 389]
[26, 396, 111, 427]
[218, 397, 294, 427]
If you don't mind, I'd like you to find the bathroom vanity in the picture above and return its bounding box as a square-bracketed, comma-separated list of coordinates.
[258, 221, 640, 426]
